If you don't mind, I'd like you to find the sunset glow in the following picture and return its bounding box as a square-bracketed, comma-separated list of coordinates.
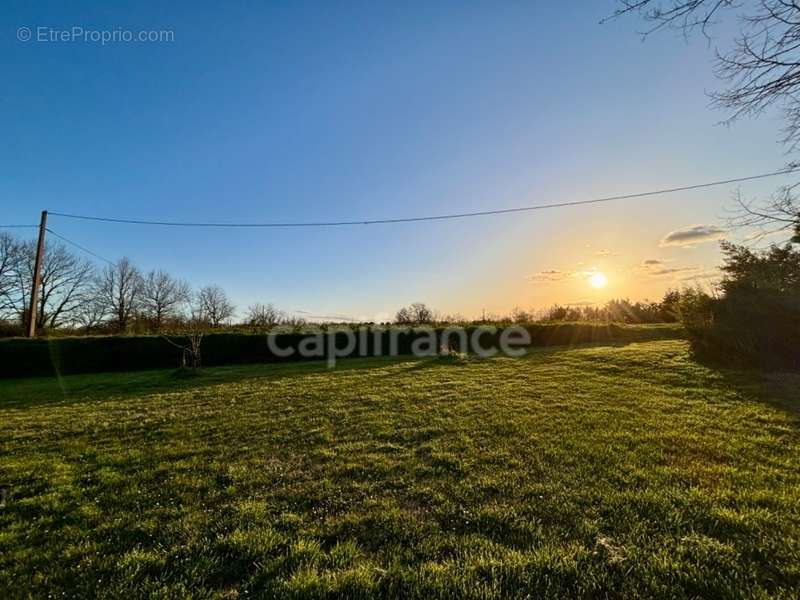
[589, 272, 609, 289]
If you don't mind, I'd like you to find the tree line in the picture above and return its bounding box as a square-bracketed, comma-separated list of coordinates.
[392, 293, 684, 326]
[0, 231, 297, 335]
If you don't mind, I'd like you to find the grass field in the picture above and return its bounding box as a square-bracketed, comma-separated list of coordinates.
[1, 340, 799, 598]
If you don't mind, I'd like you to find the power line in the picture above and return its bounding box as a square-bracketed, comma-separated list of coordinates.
[45, 228, 116, 265]
[0, 224, 37, 229]
[47, 168, 799, 228]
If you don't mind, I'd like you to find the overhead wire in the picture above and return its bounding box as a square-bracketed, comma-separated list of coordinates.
[45, 168, 799, 228]
[45, 228, 116, 265]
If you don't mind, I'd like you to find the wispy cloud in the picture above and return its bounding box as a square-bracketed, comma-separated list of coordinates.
[529, 267, 599, 283]
[528, 269, 571, 282]
[639, 259, 700, 278]
[650, 266, 701, 276]
[659, 225, 726, 247]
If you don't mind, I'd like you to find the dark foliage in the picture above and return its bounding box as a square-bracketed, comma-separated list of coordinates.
[0, 324, 681, 378]
[682, 242, 800, 369]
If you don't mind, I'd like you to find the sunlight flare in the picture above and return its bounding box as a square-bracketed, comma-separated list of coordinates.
[589, 272, 608, 289]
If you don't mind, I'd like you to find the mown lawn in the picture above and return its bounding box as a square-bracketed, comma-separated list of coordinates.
[1, 340, 799, 598]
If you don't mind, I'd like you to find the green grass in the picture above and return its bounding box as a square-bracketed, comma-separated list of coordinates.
[1, 340, 799, 598]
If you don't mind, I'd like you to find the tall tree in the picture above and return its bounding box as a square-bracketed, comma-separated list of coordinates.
[0, 232, 21, 319]
[14, 240, 95, 330]
[140, 269, 191, 330]
[246, 302, 281, 330]
[97, 257, 143, 332]
[197, 284, 235, 327]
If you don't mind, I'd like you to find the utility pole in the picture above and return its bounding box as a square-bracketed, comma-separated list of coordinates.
[26, 210, 47, 338]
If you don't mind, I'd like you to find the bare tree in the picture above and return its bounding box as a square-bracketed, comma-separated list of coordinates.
[613, 0, 800, 238]
[438, 312, 469, 325]
[140, 269, 191, 330]
[197, 284, 235, 327]
[395, 302, 434, 325]
[75, 295, 107, 332]
[280, 314, 307, 332]
[163, 301, 207, 369]
[395, 306, 412, 325]
[0, 232, 21, 319]
[730, 186, 800, 243]
[182, 305, 206, 368]
[13, 240, 95, 330]
[247, 302, 282, 331]
[410, 302, 434, 324]
[510, 307, 534, 323]
[97, 257, 143, 332]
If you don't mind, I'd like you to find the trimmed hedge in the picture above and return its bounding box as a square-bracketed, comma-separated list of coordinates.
[0, 323, 683, 379]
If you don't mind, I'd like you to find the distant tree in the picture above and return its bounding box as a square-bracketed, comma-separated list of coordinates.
[411, 302, 434, 324]
[538, 294, 688, 324]
[659, 289, 682, 322]
[613, 0, 800, 240]
[395, 302, 434, 325]
[198, 285, 235, 327]
[280, 314, 307, 332]
[97, 257, 143, 332]
[140, 269, 191, 330]
[247, 302, 281, 331]
[439, 312, 469, 325]
[606, 299, 645, 323]
[509, 307, 533, 323]
[14, 240, 95, 330]
[544, 305, 569, 321]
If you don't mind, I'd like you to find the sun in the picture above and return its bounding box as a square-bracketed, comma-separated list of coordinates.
[589, 272, 608, 289]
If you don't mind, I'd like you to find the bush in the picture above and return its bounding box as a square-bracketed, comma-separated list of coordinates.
[680, 243, 800, 370]
[685, 293, 800, 369]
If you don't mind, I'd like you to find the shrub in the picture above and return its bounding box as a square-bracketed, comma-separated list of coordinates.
[681, 243, 800, 370]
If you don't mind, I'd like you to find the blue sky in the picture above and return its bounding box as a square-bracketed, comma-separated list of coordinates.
[1, 1, 793, 319]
